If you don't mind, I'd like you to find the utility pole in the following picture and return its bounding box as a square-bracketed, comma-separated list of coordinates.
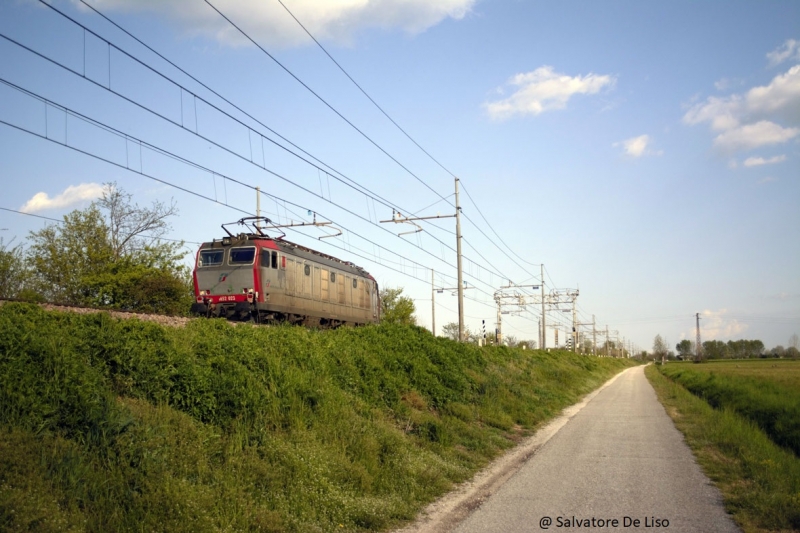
[381, 178, 464, 340]
[572, 303, 577, 353]
[696, 312, 702, 362]
[455, 179, 465, 342]
[538, 319, 542, 350]
[606, 325, 610, 357]
[431, 269, 436, 336]
[496, 298, 502, 345]
[592, 315, 597, 356]
[575, 316, 594, 355]
[541, 264, 546, 349]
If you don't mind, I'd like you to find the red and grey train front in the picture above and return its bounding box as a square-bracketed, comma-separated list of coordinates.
[191, 241, 262, 320]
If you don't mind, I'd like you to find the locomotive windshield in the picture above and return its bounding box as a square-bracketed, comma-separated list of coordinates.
[199, 249, 223, 267]
[229, 247, 256, 265]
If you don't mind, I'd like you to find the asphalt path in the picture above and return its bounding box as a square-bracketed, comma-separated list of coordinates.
[453, 365, 740, 533]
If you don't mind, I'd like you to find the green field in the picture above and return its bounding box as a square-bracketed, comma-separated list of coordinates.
[659, 360, 800, 456]
[648, 363, 800, 532]
[0, 303, 635, 533]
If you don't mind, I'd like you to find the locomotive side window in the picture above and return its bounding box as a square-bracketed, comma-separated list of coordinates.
[199, 249, 223, 267]
[229, 247, 256, 265]
[330, 272, 336, 283]
[271, 251, 278, 269]
[304, 264, 311, 276]
[352, 279, 357, 289]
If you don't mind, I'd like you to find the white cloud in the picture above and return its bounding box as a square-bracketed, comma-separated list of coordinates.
[743, 154, 786, 167]
[766, 38, 800, 67]
[20, 183, 104, 213]
[683, 95, 742, 131]
[485, 66, 615, 120]
[745, 65, 800, 120]
[756, 176, 778, 185]
[700, 309, 748, 340]
[683, 63, 800, 153]
[712, 120, 798, 151]
[79, 0, 476, 48]
[613, 134, 663, 158]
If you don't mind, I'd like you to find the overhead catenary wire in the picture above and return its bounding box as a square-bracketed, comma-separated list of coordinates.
[1, 78, 525, 318]
[21, 1, 522, 293]
[3, 5, 588, 333]
[276, 0, 552, 290]
[202, 0, 451, 205]
[274, 0, 458, 187]
[273, 0, 547, 285]
[0, 206, 201, 246]
[0, 27, 514, 296]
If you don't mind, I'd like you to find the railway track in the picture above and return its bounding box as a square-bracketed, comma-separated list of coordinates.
[0, 298, 195, 328]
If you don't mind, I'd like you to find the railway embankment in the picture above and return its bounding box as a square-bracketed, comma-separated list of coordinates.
[0, 302, 635, 532]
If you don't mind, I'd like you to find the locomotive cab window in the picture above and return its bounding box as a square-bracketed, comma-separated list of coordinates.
[260, 250, 279, 269]
[229, 247, 255, 265]
[199, 249, 223, 267]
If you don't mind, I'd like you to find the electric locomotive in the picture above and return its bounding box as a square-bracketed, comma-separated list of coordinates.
[191, 217, 380, 326]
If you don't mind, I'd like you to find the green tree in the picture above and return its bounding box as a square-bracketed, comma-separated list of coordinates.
[440, 322, 492, 344]
[379, 287, 416, 325]
[653, 334, 669, 364]
[702, 340, 728, 359]
[98, 183, 179, 260]
[676, 339, 694, 360]
[27, 205, 114, 303]
[0, 238, 28, 299]
[788, 333, 798, 350]
[441, 321, 458, 340]
[26, 183, 191, 313]
[769, 345, 785, 358]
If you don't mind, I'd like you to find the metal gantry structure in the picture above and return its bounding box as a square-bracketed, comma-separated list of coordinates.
[493, 282, 541, 345]
[383, 178, 464, 340]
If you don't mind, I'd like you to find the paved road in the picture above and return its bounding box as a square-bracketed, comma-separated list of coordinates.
[454, 366, 739, 533]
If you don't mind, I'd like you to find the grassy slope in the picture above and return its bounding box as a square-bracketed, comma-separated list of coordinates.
[0, 303, 635, 533]
[646, 365, 800, 533]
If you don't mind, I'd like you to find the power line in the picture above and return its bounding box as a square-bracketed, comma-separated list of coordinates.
[275, 0, 459, 186]
[273, 0, 547, 290]
[0, 206, 201, 246]
[0, 78, 519, 313]
[0, 26, 512, 295]
[203, 0, 450, 204]
[3, 7, 567, 331]
[23, 1, 522, 294]
[72, 0, 404, 213]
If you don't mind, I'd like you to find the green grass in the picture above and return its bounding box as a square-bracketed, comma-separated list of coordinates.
[659, 360, 800, 456]
[0, 303, 636, 532]
[646, 365, 800, 532]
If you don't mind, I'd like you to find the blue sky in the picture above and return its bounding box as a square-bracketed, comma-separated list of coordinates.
[1, 0, 798, 352]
